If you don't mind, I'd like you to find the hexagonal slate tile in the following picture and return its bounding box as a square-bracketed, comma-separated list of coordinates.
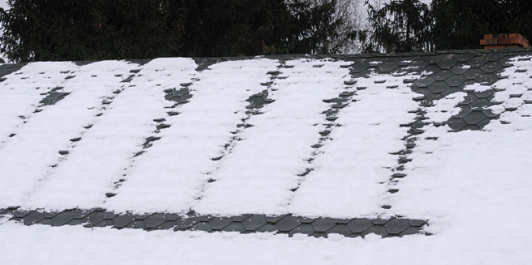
[384, 219, 411, 235]
[428, 81, 450, 93]
[290, 224, 315, 236]
[208, 217, 233, 230]
[311, 218, 336, 233]
[52, 211, 75, 226]
[447, 117, 468, 131]
[415, 77, 436, 88]
[480, 62, 503, 73]
[222, 222, 246, 232]
[437, 58, 459, 70]
[242, 215, 267, 231]
[378, 61, 399, 72]
[445, 75, 467, 87]
[463, 69, 485, 80]
[450, 63, 471, 75]
[347, 218, 373, 233]
[477, 74, 499, 85]
[467, 56, 488, 67]
[350, 62, 370, 73]
[144, 213, 169, 229]
[433, 70, 454, 81]
[276, 216, 302, 232]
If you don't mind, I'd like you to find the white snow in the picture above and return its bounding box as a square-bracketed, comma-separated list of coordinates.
[25, 58, 198, 210]
[194, 59, 350, 215]
[0, 61, 139, 207]
[106, 58, 279, 213]
[289, 73, 422, 218]
[389, 55, 532, 238]
[0, 62, 78, 145]
[1, 54, 532, 265]
[0, 219, 530, 265]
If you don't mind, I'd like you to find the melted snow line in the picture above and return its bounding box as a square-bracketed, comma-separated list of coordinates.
[0, 70, 74, 148]
[18, 74, 140, 204]
[285, 79, 357, 198]
[1, 207, 429, 238]
[381, 107, 430, 210]
[190, 62, 284, 205]
[104, 83, 196, 198]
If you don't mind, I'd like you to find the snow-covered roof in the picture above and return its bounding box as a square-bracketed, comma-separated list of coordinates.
[1, 49, 532, 264]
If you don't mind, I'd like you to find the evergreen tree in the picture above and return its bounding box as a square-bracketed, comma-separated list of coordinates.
[0, 0, 183, 62]
[362, 0, 432, 53]
[0, 0, 347, 62]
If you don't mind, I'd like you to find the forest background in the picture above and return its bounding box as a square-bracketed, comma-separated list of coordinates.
[0, 0, 531, 63]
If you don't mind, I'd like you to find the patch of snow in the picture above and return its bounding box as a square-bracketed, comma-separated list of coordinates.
[0, 61, 139, 208]
[106, 58, 279, 213]
[0, 220, 531, 265]
[194, 59, 350, 215]
[0, 62, 78, 146]
[390, 54, 532, 239]
[25, 58, 198, 210]
[424, 92, 467, 123]
[289, 72, 422, 218]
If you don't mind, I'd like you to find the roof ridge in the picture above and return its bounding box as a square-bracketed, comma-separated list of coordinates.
[2, 47, 532, 66]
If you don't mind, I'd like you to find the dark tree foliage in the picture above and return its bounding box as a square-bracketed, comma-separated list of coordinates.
[362, 0, 432, 53]
[432, 0, 501, 50]
[0, 0, 183, 62]
[362, 0, 532, 53]
[431, 0, 532, 50]
[283, 0, 346, 54]
[0, 0, 346, 62]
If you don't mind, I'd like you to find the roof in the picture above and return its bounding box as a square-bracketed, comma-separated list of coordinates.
[1, 48, 532, 264]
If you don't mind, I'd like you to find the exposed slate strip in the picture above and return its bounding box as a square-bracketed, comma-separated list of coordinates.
[0, 208, 428, 238]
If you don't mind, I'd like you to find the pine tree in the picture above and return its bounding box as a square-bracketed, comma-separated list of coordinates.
[0, 0, 348, 62]
[362, 0, 432, 53]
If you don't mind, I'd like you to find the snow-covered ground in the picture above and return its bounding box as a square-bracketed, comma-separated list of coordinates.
[0, 217, 529, 265]
[0, 54, 531, 264]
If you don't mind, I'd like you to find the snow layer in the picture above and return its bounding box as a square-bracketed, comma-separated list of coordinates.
[0, 54, 531, 236]
[106, 58, 279, 213]
[25, 58, 198, 210]
[195, 59, 350, 215]
[0, 219, 530, 265]
[0, 61, 138, 207]
[390, 55, 532, 236]
[289, 73, 421, 218]
[0, 62, 78, 145]
[1, 54, 532, 264]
